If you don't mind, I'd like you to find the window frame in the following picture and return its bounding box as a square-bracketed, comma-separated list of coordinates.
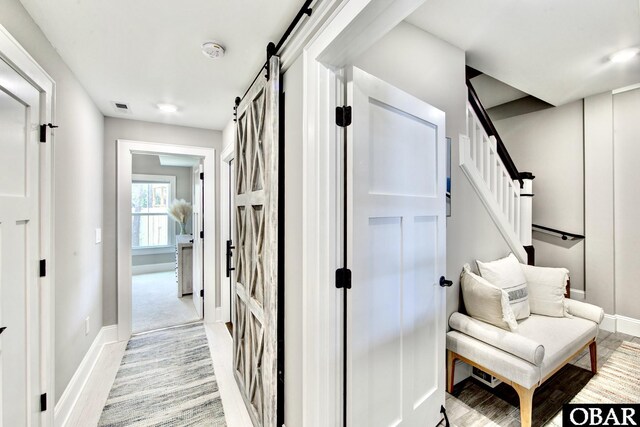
[131, 174, 177, 252]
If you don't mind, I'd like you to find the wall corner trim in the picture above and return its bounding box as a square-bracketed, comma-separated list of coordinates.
[54, 325, 118, 427]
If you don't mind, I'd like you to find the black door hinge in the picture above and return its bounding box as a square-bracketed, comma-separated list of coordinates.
[336, 268, 352, 289]
[200, 230, 204, 239]
[200, 289, 204, 298]
[200, 172, 204, 180]
[39, 123, 59, 143]
[39, 259, 46, 277]
[40, 393, 47, 412]
[336, 106, 352, 127]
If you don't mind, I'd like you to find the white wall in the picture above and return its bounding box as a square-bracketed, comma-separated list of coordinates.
[495, 101, 585, 291]
[612, 87, 640, 320]
[103, 117, 222, 324]
[0, 0, 105, 402]
[131, 154, 193, 267]
[353, 21, 512, 318]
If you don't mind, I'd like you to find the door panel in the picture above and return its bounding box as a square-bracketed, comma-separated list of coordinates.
[233, 55, 280, 427]
[0, 57, 41, 426]
[347, 67, 446, 427]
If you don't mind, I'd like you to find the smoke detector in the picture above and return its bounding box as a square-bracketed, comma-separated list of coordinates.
[201, 42, 225, 59]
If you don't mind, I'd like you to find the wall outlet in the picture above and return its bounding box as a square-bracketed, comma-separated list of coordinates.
[85, 317, 90, 335]
[95, 228, 102, 244]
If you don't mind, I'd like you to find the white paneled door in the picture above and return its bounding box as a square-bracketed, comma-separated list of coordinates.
[0, 57, 42, 426]
[347, 67, 447, 427]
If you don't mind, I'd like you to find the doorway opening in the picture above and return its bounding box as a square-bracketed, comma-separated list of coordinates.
[116, 140, 216, 342]
[220, 143, 234, 336]
[129, 153, 204, 333]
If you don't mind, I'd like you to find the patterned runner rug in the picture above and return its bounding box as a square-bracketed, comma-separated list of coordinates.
[98, 323, 226, 426]
[571, 340, 640, 403]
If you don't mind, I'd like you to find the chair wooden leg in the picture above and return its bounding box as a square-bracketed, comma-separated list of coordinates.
[447, 350, 456, 393]
[589, 341, 598, 374]
[513, 383, 536, 427]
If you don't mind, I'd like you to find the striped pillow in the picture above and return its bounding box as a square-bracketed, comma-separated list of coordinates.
[476, 254, 530, 320]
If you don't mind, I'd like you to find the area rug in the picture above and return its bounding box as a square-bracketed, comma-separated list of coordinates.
[98, 323, 226, 426]
[571, 340, 640, 403]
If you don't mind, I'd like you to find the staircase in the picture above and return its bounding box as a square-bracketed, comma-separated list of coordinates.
[460, 71, 534, 264]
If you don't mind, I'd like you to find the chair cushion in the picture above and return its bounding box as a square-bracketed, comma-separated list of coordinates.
[460, 264, 518, 331]
[477, 253, 531, 320]
[516, 314, 598, 379]
[520, 264, 568, 317]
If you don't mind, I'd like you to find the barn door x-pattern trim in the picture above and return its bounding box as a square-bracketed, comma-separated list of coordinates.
[233, 55, 280, 427]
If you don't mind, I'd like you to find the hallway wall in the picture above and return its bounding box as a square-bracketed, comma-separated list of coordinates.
[0, 0, 105, 402]
[102, 117, 222, 325]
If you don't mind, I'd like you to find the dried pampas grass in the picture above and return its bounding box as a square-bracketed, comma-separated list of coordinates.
[168, 199, 192, 234]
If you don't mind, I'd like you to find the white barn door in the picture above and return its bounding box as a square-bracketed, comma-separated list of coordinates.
[0, 57, 42, 426]
[347, 67, 447, 427]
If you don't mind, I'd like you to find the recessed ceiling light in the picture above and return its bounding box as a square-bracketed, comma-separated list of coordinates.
[609, 47, 640, 63]
[157, 103, 178, 113]
[202, 42, 225, 59]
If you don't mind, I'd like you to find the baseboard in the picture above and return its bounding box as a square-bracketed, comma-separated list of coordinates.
[132, 262, 174, 275]
[570, 288, 585, 301]
[600, 314, 617, 333]
[616, 315, 640, 337]
[599, 314, 640, 337]
[54, 325, 118, 427]
[214, 307, 223, 322]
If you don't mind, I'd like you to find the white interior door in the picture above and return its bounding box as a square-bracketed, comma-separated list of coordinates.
[0, 57, 42, 426]
[347, 67, 447, 427]
[192, 162, 204, 318]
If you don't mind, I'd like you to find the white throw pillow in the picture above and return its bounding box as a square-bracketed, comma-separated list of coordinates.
[476, 253, 531, 320]
[520, 264, 568, 317]
[460, 264, 518, 332]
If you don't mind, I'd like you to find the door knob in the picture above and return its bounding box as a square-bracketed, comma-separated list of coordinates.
[439, 276, 453, 287]
[0, 326, 6, 335]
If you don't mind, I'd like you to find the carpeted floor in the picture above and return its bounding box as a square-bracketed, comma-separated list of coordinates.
[98, 323, 226, 427]
[132, 271, 201, 333]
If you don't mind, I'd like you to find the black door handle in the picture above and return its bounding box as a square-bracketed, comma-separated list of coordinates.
[226, 240, 236, 278]
[439, 276, 453, 287]
[0, 326, 6, 335]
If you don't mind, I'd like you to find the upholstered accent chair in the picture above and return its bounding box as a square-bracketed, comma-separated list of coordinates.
[446, 299, 604, 427]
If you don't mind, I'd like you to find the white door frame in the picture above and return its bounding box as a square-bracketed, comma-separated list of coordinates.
[116, 140, 216, 341]
[298, 1, 426, 425]
[219, 143, 234, 323]
[0, 25, 55, 426]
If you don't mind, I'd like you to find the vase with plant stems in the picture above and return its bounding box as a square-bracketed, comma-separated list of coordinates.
[167, 199, 193, 235]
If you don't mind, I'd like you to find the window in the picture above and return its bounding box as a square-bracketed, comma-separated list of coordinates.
[131, 175, 176, 248]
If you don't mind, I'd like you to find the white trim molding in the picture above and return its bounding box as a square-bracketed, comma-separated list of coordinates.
[54, 325, 118, 427]
[116, 140, 216, 341]
[599, 314, 640, 337]
[600, 314, 617, 333]
[131, 262, 175, 275]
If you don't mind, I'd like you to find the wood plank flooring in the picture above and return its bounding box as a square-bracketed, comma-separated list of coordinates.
[445, 331, 639, 427]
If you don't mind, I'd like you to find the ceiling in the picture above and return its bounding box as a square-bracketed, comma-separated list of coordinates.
[470, 74, 528, 109]
[406, 0, 640, 107]
[20, 0, 302, 130]
[20, 0, 640, 130]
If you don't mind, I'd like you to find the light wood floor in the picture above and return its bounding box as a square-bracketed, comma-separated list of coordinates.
[67, 322, 253, 427]
[445, 331, 640, 427]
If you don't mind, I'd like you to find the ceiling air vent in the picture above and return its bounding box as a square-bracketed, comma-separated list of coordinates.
[111, 101, 131, 114]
